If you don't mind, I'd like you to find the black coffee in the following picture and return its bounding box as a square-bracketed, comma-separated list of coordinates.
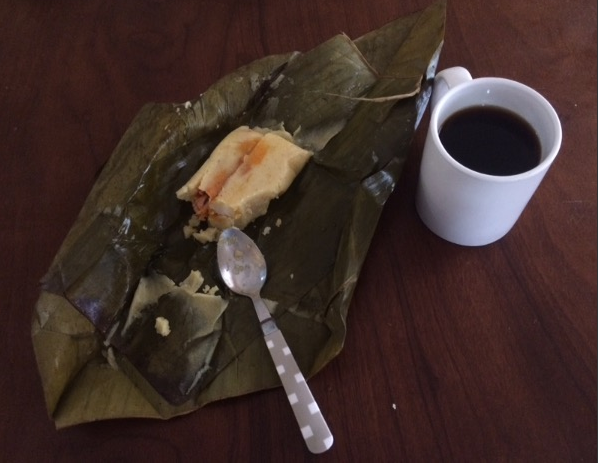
[439, 106, 542, 176]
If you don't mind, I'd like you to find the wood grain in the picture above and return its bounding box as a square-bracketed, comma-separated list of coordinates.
[1, 0, 596, 461]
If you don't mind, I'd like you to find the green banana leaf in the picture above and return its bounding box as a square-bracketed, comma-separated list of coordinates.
[32, 1, 446, 427]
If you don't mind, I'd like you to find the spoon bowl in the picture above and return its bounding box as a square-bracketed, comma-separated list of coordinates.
[217, 228, 267, 297]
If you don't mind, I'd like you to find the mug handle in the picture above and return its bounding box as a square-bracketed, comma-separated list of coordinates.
[430, 67, 473, 109]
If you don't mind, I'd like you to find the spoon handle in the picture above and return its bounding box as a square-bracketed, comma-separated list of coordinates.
[263, 326, 334, 454]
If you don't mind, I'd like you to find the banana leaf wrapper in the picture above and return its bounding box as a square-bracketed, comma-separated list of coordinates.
[32, 1, 446, 427]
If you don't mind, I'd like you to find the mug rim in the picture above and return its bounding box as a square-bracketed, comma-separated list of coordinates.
[430, 77, 562, 182]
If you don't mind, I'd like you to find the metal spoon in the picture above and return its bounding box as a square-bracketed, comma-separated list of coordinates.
[217, 227, 334, 454]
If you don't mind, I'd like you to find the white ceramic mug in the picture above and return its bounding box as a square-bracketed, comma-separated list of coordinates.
[416, 67, 562, 246]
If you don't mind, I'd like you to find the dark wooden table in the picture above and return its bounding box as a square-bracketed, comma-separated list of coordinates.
[1, 1, 596, 461]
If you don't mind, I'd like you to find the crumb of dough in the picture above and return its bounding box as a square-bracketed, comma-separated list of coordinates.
[179, 270, 204, 293]
[183, 225, 196, 239]
[290, 273, 294, 279]
[275, 218, 282, 227]
[192, 227, 220, 243]
[202, 284, 219, 296]
[188, 215, 201, 227]
[155, 317, 171, 337]
[263, 226, 271, 236]
[183, 215, 213, 240]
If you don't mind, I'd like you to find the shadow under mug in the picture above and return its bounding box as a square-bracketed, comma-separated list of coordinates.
[416, 67, 562, 246]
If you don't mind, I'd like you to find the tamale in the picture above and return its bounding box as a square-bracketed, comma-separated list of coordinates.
[176, 125, 312, 231]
